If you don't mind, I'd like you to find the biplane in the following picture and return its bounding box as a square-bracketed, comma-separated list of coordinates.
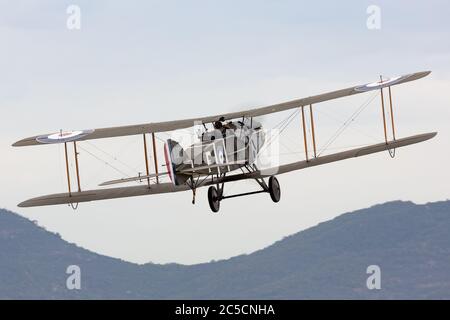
[13, 71, 436, 212]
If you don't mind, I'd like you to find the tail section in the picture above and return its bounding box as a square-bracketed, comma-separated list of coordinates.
[164, 139, 189, 186]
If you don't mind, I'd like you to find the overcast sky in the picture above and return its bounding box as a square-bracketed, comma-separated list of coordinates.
[1, 0, 449, 264]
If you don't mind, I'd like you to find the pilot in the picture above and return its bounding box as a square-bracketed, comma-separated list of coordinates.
[213, 117, 226, 138]
[213, 117, 236, 138]
[213, 116, 225, 130]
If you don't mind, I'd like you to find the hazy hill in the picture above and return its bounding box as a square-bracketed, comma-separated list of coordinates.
[1, 200, 450, 299]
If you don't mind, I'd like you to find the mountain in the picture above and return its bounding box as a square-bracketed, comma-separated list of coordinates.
[1, 200, 450, 299]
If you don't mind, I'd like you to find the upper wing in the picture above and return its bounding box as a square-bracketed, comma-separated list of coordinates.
[12, 71, 430, 147]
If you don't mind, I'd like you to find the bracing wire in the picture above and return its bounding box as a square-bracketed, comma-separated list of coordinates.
[315, 106, 379, 142]
[85, 141, 140, 175]
[317, 92, 378, 157]
[258, 109, 300, 156]
[77, 144, 132, 179]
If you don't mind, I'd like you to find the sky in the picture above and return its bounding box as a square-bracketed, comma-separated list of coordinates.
[1, 0, 449, 265]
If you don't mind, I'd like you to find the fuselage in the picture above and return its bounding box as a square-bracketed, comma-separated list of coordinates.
[164, 118, 265, 185]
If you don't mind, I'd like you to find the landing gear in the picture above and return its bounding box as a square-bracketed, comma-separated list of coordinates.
[205, 173, 281, 212]
[268, 176, 281, 203]
[207, 186, 221, 213]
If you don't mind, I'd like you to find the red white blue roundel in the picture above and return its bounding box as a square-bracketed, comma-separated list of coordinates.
[36, 129, 95, 144]
[355, 74, 411, 92]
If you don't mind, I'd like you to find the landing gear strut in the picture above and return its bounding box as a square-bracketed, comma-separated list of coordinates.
[192, 188, 197, 205]
[206, 173, 281, 213]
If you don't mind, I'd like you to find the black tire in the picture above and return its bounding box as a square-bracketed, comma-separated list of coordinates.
[208, 186, 221, 213]
[268, 176, 281, 203]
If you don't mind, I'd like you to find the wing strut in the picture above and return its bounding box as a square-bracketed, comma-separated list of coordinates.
[309, 104, 318, 158]
[152, 133, 160, 184]
[379, 75, 397, 157]
[64, 142, 72, 196]
[300, 105, 319, 161]
[388, 86, 396, 141]
[380, 76, 389, 144]
[143, 134, 151, 187]
[63, 141, 82, 203]
[300, 106, 309, 161]
[380, 76, 398, 143]
[73, 141, 81, 192]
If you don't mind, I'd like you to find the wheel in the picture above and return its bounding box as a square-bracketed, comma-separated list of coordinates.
[268, 176, 281, 203]
[208, 186, 221, 213]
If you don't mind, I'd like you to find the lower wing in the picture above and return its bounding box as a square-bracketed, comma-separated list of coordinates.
[18, 132, 436, 208]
